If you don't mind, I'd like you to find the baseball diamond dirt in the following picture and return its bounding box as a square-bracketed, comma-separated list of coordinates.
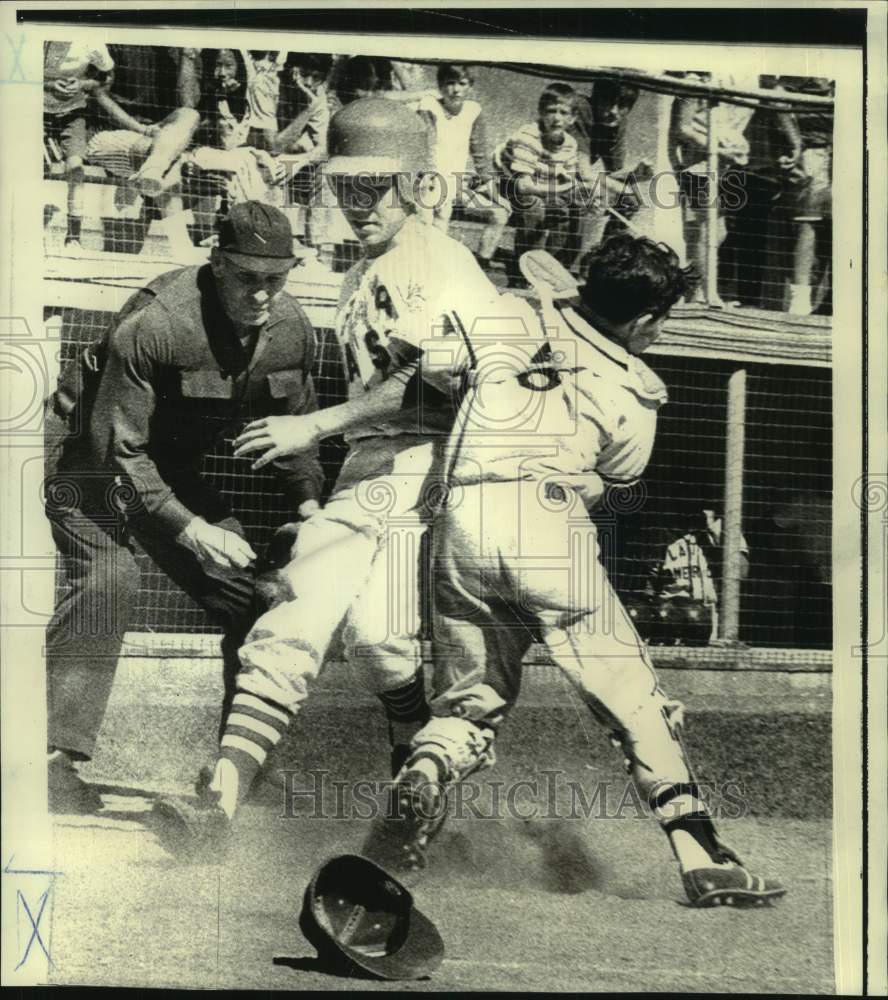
[45, 655, 833, 994]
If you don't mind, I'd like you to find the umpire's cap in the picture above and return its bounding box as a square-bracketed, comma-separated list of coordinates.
[216, 201, 310, 273]
[299, 854, 444, 980]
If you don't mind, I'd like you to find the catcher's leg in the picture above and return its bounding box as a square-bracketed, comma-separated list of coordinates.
[539, 580, 785, 907]
[361, 581, 531, 875]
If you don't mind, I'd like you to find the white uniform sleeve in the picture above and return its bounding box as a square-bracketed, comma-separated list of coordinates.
[390, 244, 549, 396]
[573, 376, 657, 485]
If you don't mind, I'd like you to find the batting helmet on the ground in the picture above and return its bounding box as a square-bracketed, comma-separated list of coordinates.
[299, 854, 444, 980]
[325, 97, 432, 176]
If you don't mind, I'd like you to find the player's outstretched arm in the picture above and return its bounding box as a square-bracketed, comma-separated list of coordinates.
[233, 365, 415, 469]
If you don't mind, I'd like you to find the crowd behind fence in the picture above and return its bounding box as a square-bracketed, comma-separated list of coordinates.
[44, 43, 834, 318]
[42, 41, 833, 655]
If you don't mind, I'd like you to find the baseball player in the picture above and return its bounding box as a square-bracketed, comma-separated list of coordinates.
[639, 504, 750, 646]
[151, 97, 550, 854]
[364, 237, 786, 909]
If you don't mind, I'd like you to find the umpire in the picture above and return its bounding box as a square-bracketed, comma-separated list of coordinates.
[44, 201, 324, 812]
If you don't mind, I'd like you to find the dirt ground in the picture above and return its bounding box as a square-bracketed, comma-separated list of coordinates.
[42, 659, 833, 993]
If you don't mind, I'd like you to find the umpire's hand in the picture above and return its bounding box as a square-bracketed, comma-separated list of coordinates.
[177, 516, 257, 579]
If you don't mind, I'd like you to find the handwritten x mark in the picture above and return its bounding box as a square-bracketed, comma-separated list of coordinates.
[16, 889, 52, 970]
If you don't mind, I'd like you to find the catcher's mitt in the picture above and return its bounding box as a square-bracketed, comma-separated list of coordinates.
[254, 520, 302, 613]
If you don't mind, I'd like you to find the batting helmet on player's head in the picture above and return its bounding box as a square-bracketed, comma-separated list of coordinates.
[299, 854, 444, 980]
[326, 97, 432, 177]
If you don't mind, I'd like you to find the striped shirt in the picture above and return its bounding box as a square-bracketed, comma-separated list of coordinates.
[494, 122, 579, 187]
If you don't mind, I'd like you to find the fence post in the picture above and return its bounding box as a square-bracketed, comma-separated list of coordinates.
[705, 98, 723, 307]
[720, 367, 747, 641]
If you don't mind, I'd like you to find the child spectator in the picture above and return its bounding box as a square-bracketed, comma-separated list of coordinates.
[667, 71, 756, 302]
[198, 47, 249, 149]
[569, 79, 648, 259]
[332, 55, 395, 105]
[242, 50, 286, 150]
[87, 45, 201, 197]
[727, 74, 800, 309]
[572, 79, 639, 173]
[273, 53, 335, 244]
[275, 53, 333, 155]
[416, 63, 510, 268]
[777, 76, 833, 315]
[493, 82, 586, 286]
[43, 40, 114, 249]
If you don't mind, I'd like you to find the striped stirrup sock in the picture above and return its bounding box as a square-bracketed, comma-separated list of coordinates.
[219, 692, 292, 803]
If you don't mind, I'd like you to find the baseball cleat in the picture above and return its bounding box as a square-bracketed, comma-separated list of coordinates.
[151, 792, 230, 861]
[682, 866, 786, 908]
[195, 763, 286, 807]
[48, 752, 103, 815]
[361, 768, 448, 876]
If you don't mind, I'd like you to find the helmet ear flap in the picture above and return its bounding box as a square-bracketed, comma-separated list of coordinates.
[397, 172, 445, 214]
[395, 171, 425, 212]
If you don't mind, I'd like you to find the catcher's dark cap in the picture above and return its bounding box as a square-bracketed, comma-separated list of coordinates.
[299, 854, 444, 981]
[216, 201, 308, 273]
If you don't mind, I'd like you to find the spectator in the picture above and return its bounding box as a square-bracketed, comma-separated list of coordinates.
[242, 50, 286, 150]
[667, 71, 755, 302]
[331, 55, 395, 105]
[493, 82, 588, 287]
[275, 53, 333, 156]
[569, 79, 649, 260]
[777, 76, 833, 315]
[91, 45, 202, 196]
[43, 40, 114, 250]
[416, 63, 511, 268]
[727, 74, 801, 309]
[199, 47, 249, 150]
[273, 53, 334, 205]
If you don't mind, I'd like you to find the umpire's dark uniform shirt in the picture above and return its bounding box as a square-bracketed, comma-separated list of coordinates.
[44, 263, 323, 761]
[88, 263, 324, 535]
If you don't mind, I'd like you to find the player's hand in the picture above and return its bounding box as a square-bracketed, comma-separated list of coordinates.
[142, 122, 161, 138]
[177, 517, 257, 576]
[51, 78, 80, 96]
[234, 415, 322, 469]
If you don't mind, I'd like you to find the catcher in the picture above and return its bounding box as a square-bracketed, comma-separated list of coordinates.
[362, 237, 786, 910]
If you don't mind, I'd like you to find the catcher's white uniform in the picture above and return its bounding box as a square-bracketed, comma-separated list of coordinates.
[410, 303, 699, 809]
[234, 216, 547, 711]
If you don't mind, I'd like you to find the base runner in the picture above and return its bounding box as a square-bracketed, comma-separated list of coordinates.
[150, 97, 548, 855]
